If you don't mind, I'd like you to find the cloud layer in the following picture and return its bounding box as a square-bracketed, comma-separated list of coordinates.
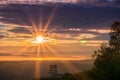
[0, 2, 119, 59]
[0, 3, 120, 29]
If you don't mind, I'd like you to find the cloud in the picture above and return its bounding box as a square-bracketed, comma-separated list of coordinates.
[92, 0, 120, 7]
[0, 1, 117, 60]
[0, 53, 13, 56]
[91, 35, 109, 40]
[0, 32, 9, 38]
[8, 27, 31, 34]
[0, 4, 120, 30]
[0, 2, 117, 45]
[88, 29, 110, 34]
[6, 25, 110, 42]
[0, 35, 5, 38]
[0, 0, 120, 4]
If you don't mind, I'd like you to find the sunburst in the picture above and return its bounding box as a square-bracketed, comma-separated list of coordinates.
[32, 36, 44, 44]
[15, 6, 79, 79]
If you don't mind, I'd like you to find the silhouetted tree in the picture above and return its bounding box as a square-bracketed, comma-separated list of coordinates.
[61, 73, 77, 80]
[86, 21, 120, 80]
[75, 72, 91, 80]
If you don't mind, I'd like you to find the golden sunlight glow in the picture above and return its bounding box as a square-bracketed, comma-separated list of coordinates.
[0, 7, 84, 80]
[32, 36, 44, 44]
[81, 40, 87, 44]
[36, 36, 44, 43]
[37, 58, 42, 60]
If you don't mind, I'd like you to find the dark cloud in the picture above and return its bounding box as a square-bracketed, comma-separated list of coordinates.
[90, 0, 120, 7]
[0, 53, 13, 56]
[85, 34, 109, 40]
[0, 32, 9, 38]
[8, 27, 31, 34]
[0, 3, 120, 30]
[54, 29, 108, 35]
[0, 35, 5, 38]
[8, 26, 109, 36]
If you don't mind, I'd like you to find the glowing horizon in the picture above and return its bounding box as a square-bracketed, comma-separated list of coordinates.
[0, 56, 91, 61]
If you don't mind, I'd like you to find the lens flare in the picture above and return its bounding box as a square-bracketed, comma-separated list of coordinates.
[36, 36, 44, 43]
[32, 36, 44, 44]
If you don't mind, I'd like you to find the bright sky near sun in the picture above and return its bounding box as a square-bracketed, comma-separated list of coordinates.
[0, 0, 120, 61]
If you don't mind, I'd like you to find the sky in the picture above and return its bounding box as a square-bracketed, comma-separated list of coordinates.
[0, 0, 120, 61]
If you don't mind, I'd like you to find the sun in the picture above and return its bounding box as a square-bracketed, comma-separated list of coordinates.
[31, 36, 44, 44]
[37, 58, 42, 61]
[36, 36, 44, 43]
[35, 36, 44, 43]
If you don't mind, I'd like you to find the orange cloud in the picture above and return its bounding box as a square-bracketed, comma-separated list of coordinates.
[88, 29, 110, 34]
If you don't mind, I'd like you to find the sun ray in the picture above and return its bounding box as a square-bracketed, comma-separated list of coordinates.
[44, 27, 56, 37]
[12, 46, 31, 56]
[45, 44, 79, 73]
[34, 61, 41, 79]
[14, 15, 36, 35]
[41, 44, 46, 60]
[15, 8, 36, 35]
[38, 8, 43, 34]
[24, 27, 36, 35]
[42, 7, 58, 34]
[1, 4, 82, 79]
[34, 42, 45, 79]
[29, 14, 38, 34]
[29, 46, 37, 56]
[32, 36, 44, 44]
[34, 44, 41, 79]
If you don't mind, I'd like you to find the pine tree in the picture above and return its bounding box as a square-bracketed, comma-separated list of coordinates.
[86, 21, 120, 80]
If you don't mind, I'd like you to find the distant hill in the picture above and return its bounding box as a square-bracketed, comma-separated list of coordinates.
[0, 59, 93, 80]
